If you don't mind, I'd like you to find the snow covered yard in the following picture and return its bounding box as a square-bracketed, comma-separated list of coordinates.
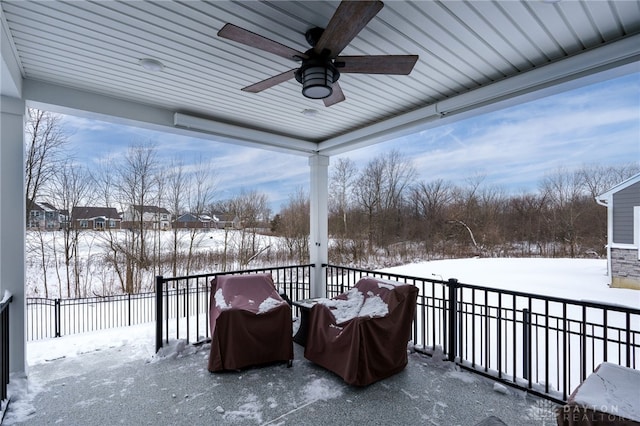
[383, 258, 639, 308]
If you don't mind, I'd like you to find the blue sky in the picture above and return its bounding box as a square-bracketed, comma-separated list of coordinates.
[61, 72, 639, 213]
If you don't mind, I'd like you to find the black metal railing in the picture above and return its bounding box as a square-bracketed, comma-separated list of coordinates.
[22, 262, 639, 405]
[1, 292, 13, 403]
[324, 264, 640, 403]
[155, 264, 313, 352]
[26, 292, 156, 340]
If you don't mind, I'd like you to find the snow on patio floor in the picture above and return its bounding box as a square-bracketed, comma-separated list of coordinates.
[4, 332, 557, 425]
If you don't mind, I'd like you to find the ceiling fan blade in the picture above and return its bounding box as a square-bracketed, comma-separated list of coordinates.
[315, 0, 384, 58]
[336, 55, 419, 74]
[242, 69, 297, 93]
[323, 82, 346, 107]
[218, 24, 307, 61]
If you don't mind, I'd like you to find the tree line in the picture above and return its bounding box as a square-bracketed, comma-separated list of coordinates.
[25, 109, 639, 297]
[310, 152, 638, 267]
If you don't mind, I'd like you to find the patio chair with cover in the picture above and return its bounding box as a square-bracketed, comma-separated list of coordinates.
[304, 276, 419, 386]
[207, 273, 293, 372]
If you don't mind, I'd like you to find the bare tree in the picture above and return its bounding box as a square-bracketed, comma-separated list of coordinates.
[226, 190, 271, 268]
[540, 168, 588, 257]
[410, 178, 453, 257]
[165, 158, 187, 277]
[184, 158, 216, 275]
[25, 108, 69, 222]
[579, 162, 640, 199]
[48, 161, 94, 297]
[329, 157, 357, 236]
[93, 157, 127, 293]
[118, 142, 158, 270]
[354, 156, 384, 256]
[279, 187, 310, 263]
[507, 192, 550, 256]
[354, 150, 415, 258]
[151, 168, 167, 276]
[96, 142, 158, 294]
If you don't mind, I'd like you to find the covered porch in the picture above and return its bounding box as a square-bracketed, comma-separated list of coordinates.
[5, 323, 555, 425]
[1, 0, 639, 409]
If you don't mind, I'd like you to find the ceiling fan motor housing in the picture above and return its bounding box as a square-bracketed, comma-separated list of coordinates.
[305, 27, 325, 47]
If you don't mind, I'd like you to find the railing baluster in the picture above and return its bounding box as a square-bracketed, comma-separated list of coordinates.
[1, 294, 13, 402]
[562, 302, 568, 401]
[581, 305, 587, 382]
[155, 276, 163, 353]
[627, 312, 632, 368]
[523, 308, 531, 381]
[497, 293, 502, 379]
[545, 299, 549, 394]
[447, 278, 458, 363]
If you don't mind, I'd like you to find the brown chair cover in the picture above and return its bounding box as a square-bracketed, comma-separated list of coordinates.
[207, 273, 293, 372]
[304, 277, 418, 386]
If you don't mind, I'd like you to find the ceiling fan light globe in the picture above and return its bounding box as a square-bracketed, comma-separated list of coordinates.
[301, 66, 334, 99]
[303, 83, 333, 99]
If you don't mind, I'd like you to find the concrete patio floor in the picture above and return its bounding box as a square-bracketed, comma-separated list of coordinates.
[4, 340, 557, 425]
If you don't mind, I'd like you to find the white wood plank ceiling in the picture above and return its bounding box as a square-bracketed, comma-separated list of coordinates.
[1, 0, 639, 154]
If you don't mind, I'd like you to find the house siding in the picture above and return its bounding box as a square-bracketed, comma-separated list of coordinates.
[610, 247, 640, 289]
[612, 182, 640, 245]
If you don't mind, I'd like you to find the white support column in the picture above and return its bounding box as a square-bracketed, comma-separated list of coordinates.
[309, 154, 329, 299]
[0, 95, 26, 374]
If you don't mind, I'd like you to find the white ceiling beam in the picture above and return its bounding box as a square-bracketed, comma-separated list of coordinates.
[24, 79, 176, 129]
[23, 80, 318, 156]
[173, 113, 317, 155]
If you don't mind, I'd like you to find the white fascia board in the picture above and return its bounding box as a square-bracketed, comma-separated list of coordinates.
[173, 113, 317, 155]
[23, 80, 317, 156]
[0, 11, 22, 98]
[317, 104, 440, 155]
[319, 34, 640, 156]
[597, 173, 640, 200]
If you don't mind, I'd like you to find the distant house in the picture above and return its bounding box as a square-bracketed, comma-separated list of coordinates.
[173, 212, 242, 230]
[211, 213, 241, 230]
[596, 173, 640, 290]
[122, 205, 171, 230]
[71, 207, 122, 231]
[174, 213, 213, 229]
[27, 200, 67, 230]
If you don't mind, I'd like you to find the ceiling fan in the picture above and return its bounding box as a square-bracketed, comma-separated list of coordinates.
[217, 0, 418, 107]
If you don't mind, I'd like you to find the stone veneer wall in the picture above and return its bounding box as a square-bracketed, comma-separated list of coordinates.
[611, 247, 640, 290]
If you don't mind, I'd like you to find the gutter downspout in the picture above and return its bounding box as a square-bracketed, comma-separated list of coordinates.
[595, 196, 612, 286]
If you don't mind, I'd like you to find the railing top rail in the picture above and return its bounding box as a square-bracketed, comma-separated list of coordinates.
[159, 264, 315, 283]
[325, 263, 640, 315]
[26, 291, 156, 302]
[324, 263, 441, 284]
